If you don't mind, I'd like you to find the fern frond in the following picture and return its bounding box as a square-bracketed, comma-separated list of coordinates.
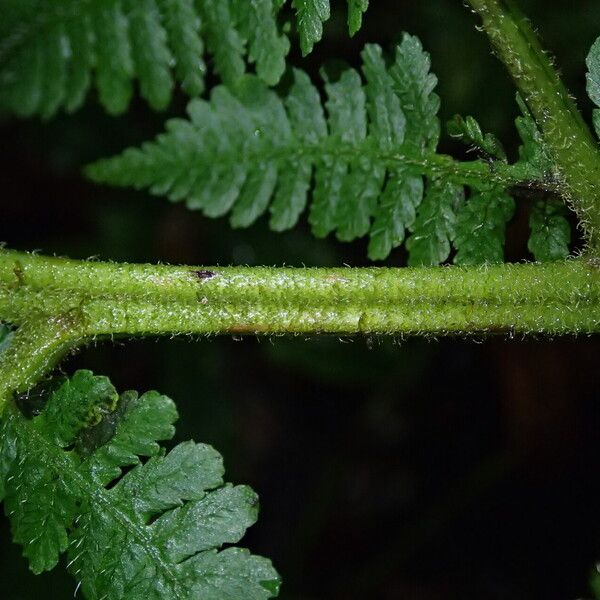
[292, 0, 369, 55]
[87, 37, 439, 260]
[87, 35, 563, 264]
[451, 98, 569, 263]
[0, 370, 280, 600]
[0, 0, 290, 117]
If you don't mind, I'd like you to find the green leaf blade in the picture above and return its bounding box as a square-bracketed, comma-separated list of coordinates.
[407, 180, 464, 266]
[336, 161, 385, 242]
[292, 0, 331, 56]
[586, 36, 600, 108]
[124, 0, 174, 111]
[93, 2, 135, 116]
[515, 94, 553, 176]
[1, 410, 76, 574]
[64, 13, 95, 113]
[0, 371, 280, 599]
[156, 0, 205, 96]
[390, 33, 440, 152]
[348, 0, 369, 36]
[368, 172, 423, 261]
[233, 0, 290, 86]
[81, 389, 178, 485]
[361, 43, 406, 151]
[269, 159, 312, 231]
[447, 114, 506, 161]
[528, 199, 571, 262]
[453, 189, 515, 265]
[183, 547, 281, 600]
[197, 0, 246, 85]
[309, 158, 348, 238]
[154, 483, 258, 562]
[292, 0, 368, 55]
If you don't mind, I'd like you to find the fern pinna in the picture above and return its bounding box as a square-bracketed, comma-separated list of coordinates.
[0, 0, 574, 264]
[87, 37, 568, 264]
[0, 369, 280, 599]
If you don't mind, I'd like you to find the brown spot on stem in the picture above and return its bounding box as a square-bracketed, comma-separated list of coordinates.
[193, 270, 216, 280]
[13, 261, 24, 288]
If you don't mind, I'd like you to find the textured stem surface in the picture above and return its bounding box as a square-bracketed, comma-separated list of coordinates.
[0, 318, 79, 405]
[0, 250, 599, 410]
[1, 251, 599, 336]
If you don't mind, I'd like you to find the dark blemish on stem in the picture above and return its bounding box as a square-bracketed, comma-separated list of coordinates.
[193, 270, 216, 280]
[13, 260, 24, 287]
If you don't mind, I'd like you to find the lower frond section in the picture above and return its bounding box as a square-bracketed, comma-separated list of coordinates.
[0, 370, 280, 600]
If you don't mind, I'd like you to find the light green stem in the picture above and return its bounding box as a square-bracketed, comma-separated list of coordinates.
[0, 318, 79, 406]
[0, 250, 599, 411]
[467, 0, 600, 250]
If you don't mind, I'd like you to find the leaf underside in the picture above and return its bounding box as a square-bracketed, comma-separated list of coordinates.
[0, 370, 280, 600]
[88, 35, 566, 265]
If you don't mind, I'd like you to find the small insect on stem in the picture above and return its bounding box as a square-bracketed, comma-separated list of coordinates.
[193, 270, 217, 280]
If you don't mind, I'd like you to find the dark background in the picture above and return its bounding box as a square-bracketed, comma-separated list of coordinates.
[1, 0, 600, 598]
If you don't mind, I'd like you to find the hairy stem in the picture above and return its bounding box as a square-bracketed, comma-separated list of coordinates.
[466, 0, 600, 249]
[0, 249, 599, 411]
[0, 250, 600, 408]
[0, 318, 79, 407]
[2, 251, 599, 336]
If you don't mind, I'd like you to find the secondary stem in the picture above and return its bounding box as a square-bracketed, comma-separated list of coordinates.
[467, 0, 600, 249]
[0, 318, 79, 405]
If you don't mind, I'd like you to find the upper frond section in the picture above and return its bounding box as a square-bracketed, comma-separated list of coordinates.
[0, 0, 291, 117]
[0, 370, 280, 600]
[292, 0, 369, 55]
